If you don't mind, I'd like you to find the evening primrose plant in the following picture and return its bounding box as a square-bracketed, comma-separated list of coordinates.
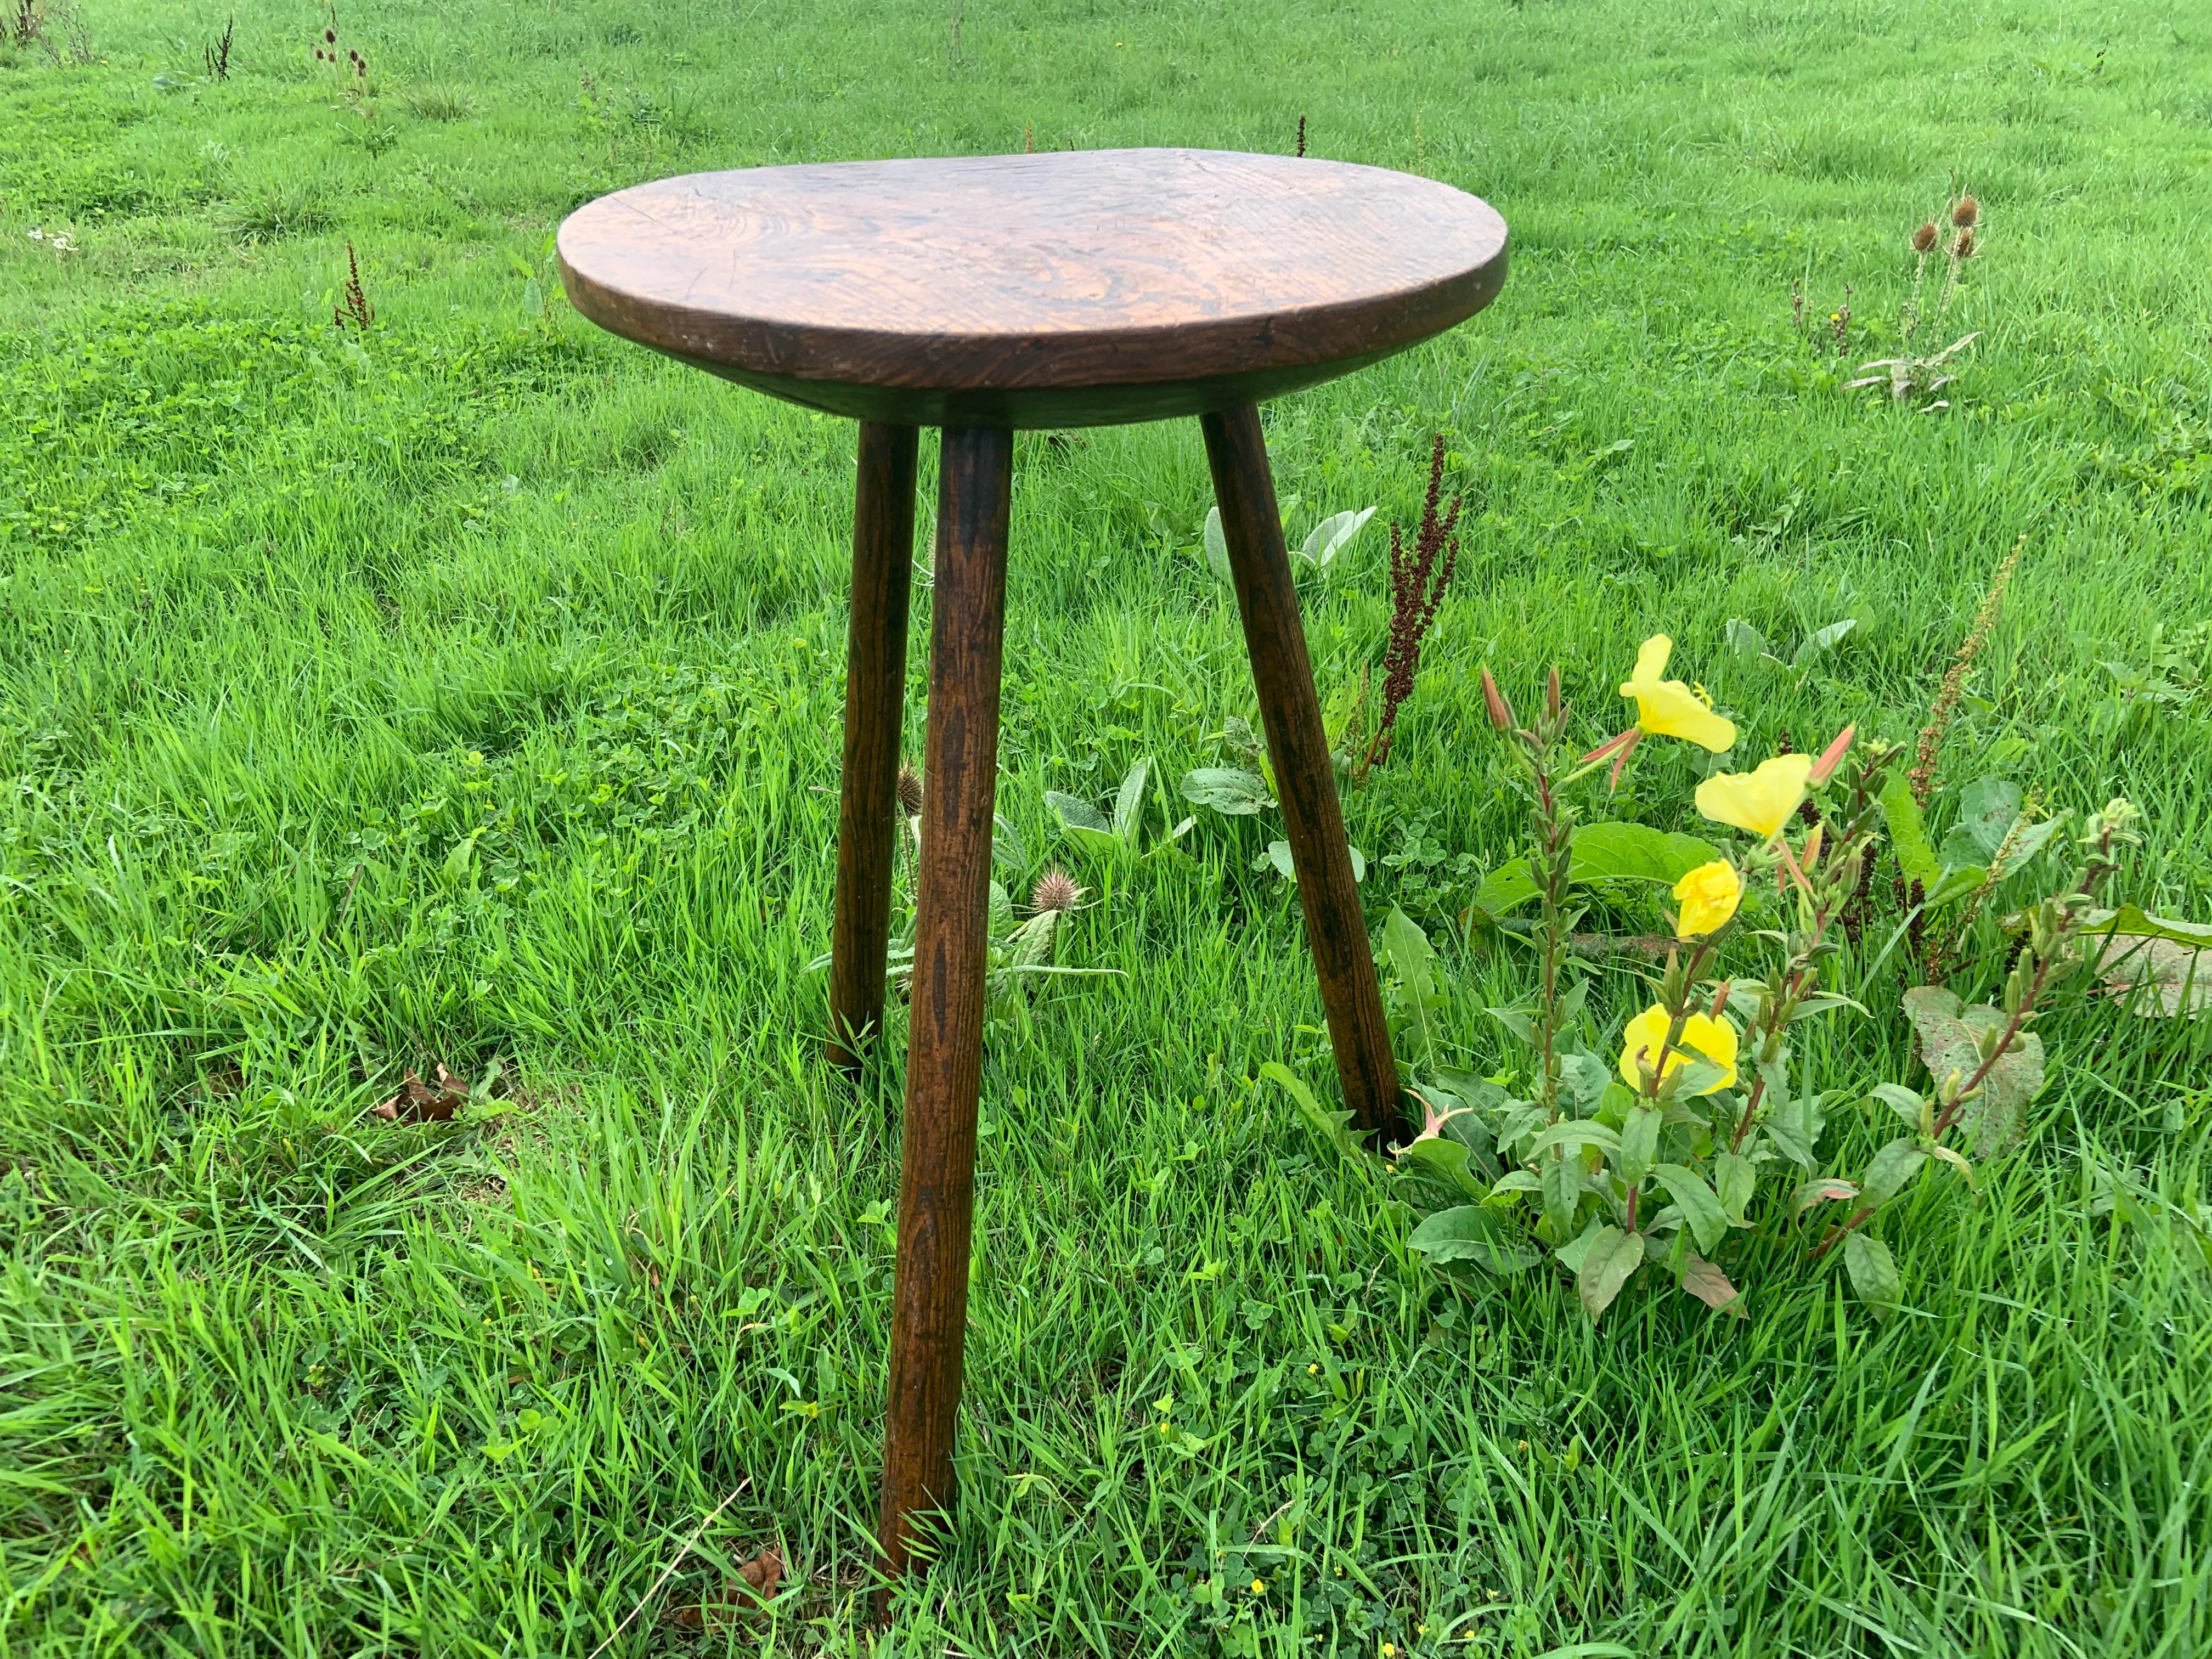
[1370, 633, 2057, 1322]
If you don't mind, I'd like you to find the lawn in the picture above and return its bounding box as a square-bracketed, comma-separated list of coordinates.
[5, 0, 2212, 1652]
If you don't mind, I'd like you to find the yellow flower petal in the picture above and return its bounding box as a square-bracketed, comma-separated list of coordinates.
[1617, 1004, 1739, 1093]
[1672, 860, 1741, 938]
[1695, 753, 1814, 840]
[1620, 634, 1736, 752]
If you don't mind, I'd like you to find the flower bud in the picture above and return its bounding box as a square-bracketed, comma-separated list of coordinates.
[1480, 666, 1516, 732]
[1545, 665, 1563, 722]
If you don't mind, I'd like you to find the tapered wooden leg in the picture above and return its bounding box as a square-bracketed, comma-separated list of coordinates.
[828, 422, 921, 1070]
[876, 427, 1013, 1607]
[1202, 403, 1407, 1146]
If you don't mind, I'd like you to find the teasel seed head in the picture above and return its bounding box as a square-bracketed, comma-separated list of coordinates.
[895, 765, 924, 817]
[1951, 227, 1976, 259]
[1031, 868, 1080, 915]
[1912, 222, 1939, 253]
[1951, 195, 1979, 229]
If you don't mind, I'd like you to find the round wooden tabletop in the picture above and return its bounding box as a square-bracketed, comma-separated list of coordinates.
[556, 149, 1508, 429]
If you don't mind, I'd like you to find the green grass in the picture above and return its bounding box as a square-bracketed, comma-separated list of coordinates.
[5, 0, 2212, 1652]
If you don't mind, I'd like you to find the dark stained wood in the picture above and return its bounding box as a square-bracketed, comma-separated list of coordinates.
[827, 422, 919, 1070]
[557, 150, 1508, 430]
[1204, 404, 1407, 1146]
[875, 427, 1014, 1606]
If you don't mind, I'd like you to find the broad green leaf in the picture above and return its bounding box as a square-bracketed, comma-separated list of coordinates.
[1959, 776, 2024, 858]
[1923, 864, 1988, 907]
[1397, 1136, 1488, 1201]
[1407, 1204, 1540, 1274]
[1859, 1136, 1929, 1208]
[1045, 790, 1110, 833]
[1559, 1051, 1613, 1114]
[2079, 905, 2212, 949]
[1996, 814, 2065, 870]
[1471, 822, 1722, 916]
[1202, 505, 1230, 584]
[1267, 840, 1296, 882]
[1725, 617, 1773, 663]
[1298, 505, 1376, 568]
[1678, 1252, 1746, 1317]
[1065, 823, 1121, 855]
[1542, 1154, 1582, 1239]
[1525, 1119, 1622, 1157]
[1261, 1062, 1372, 1163]
[1870, 1083, 1926, 1128]
[1577, 1226, 1643, 1321]
[1878, 770, 1940, 889]
[1715, 1151, 1756, 1224]
[1651, 1163, 1730, 1254]
[1179, 766, 1270, 816]
[1111, 758, 1151, 842]
[1901, 986, 2045, 1154]
[1842, 1232, 1902, 1317]
[1381, 907, 1443, 1067]
[1617, 1108, 1661, 1185]
[1791, 616, 1857, 669]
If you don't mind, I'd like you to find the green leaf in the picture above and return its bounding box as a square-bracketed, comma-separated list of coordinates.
[1879, 770, 1940, 889]
[1261, 1062, 1372, 1164]
[1577, 1226, 1643, 1321]
[1842, 1232, 1902, 1317]
[1651, 1163, 1730, 1254]
[1045, 790, 1110, 834]
[1542, 1154, 1582, 1239]
[1398, 1136, 1488, 1202]
[1959, 776, 2024, 858]
[1792, 617, 1857, 669]
[1870, 1083, 1927, 1128]
[1111, 758, 1151, 843]
[1559, 1051, 1612, 1114]
[1407, 1205, 1540, 1274]
[1923, 864, 1988, 907]
[1380, 907, 1443, 1067]
[1714, 1151, 1756, 1225]
[1901, 986, 2045, 1154]
[1297, 506, 1376, 568]
[1616, 1108, 1661, 1186]
[2078, 906, 2212, 949]
[1178, 766, 1271, 816]
[1202, 505, 1230, 584]
[1525, 1120, 1622, 1158]
[1860, 1136, 1929, 1209]
[1725, 617, 1773, 663]
[1471, 822, 1722, 916]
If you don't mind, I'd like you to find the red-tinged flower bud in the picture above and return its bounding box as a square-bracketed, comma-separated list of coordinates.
[1545, 665, 1562, 721]
[1707, 979, 1733, 1020]
[1481, 667, 1516, 732]
[1807, 724, 1855, 787]
[1801, 822, 1825, 871]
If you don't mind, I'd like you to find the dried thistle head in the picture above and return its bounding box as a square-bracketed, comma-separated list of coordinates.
[1951, 227, 1976, 259]
[895, 765, 924, 817]
[1030, 868, 1081, 914]
[1912, 222, 1939, 253]
[324, 26, 336, 41]
[1951, 195, 1979, 229]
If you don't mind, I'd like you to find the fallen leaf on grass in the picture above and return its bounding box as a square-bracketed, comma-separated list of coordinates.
[668, 1548, 784, 1629]
[2089, 932, 2212, 1019]
[1678, 1253, 1746, 1317]
[371, 1065, 469, 1123]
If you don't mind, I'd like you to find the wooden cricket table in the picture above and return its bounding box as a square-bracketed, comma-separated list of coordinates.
[556, 148, 1509, 1601]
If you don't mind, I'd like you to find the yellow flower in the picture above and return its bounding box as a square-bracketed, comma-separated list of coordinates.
[1672, 860, 1741, 938]
[1251, 1578, 1267, 1595]
[1695, 752, 1814, 840]
[1617, 1003, 1739, 1093]
[1621, 636, 1736, 752]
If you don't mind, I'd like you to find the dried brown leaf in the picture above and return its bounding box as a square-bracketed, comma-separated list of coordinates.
[370, 1066, 468, 1123]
